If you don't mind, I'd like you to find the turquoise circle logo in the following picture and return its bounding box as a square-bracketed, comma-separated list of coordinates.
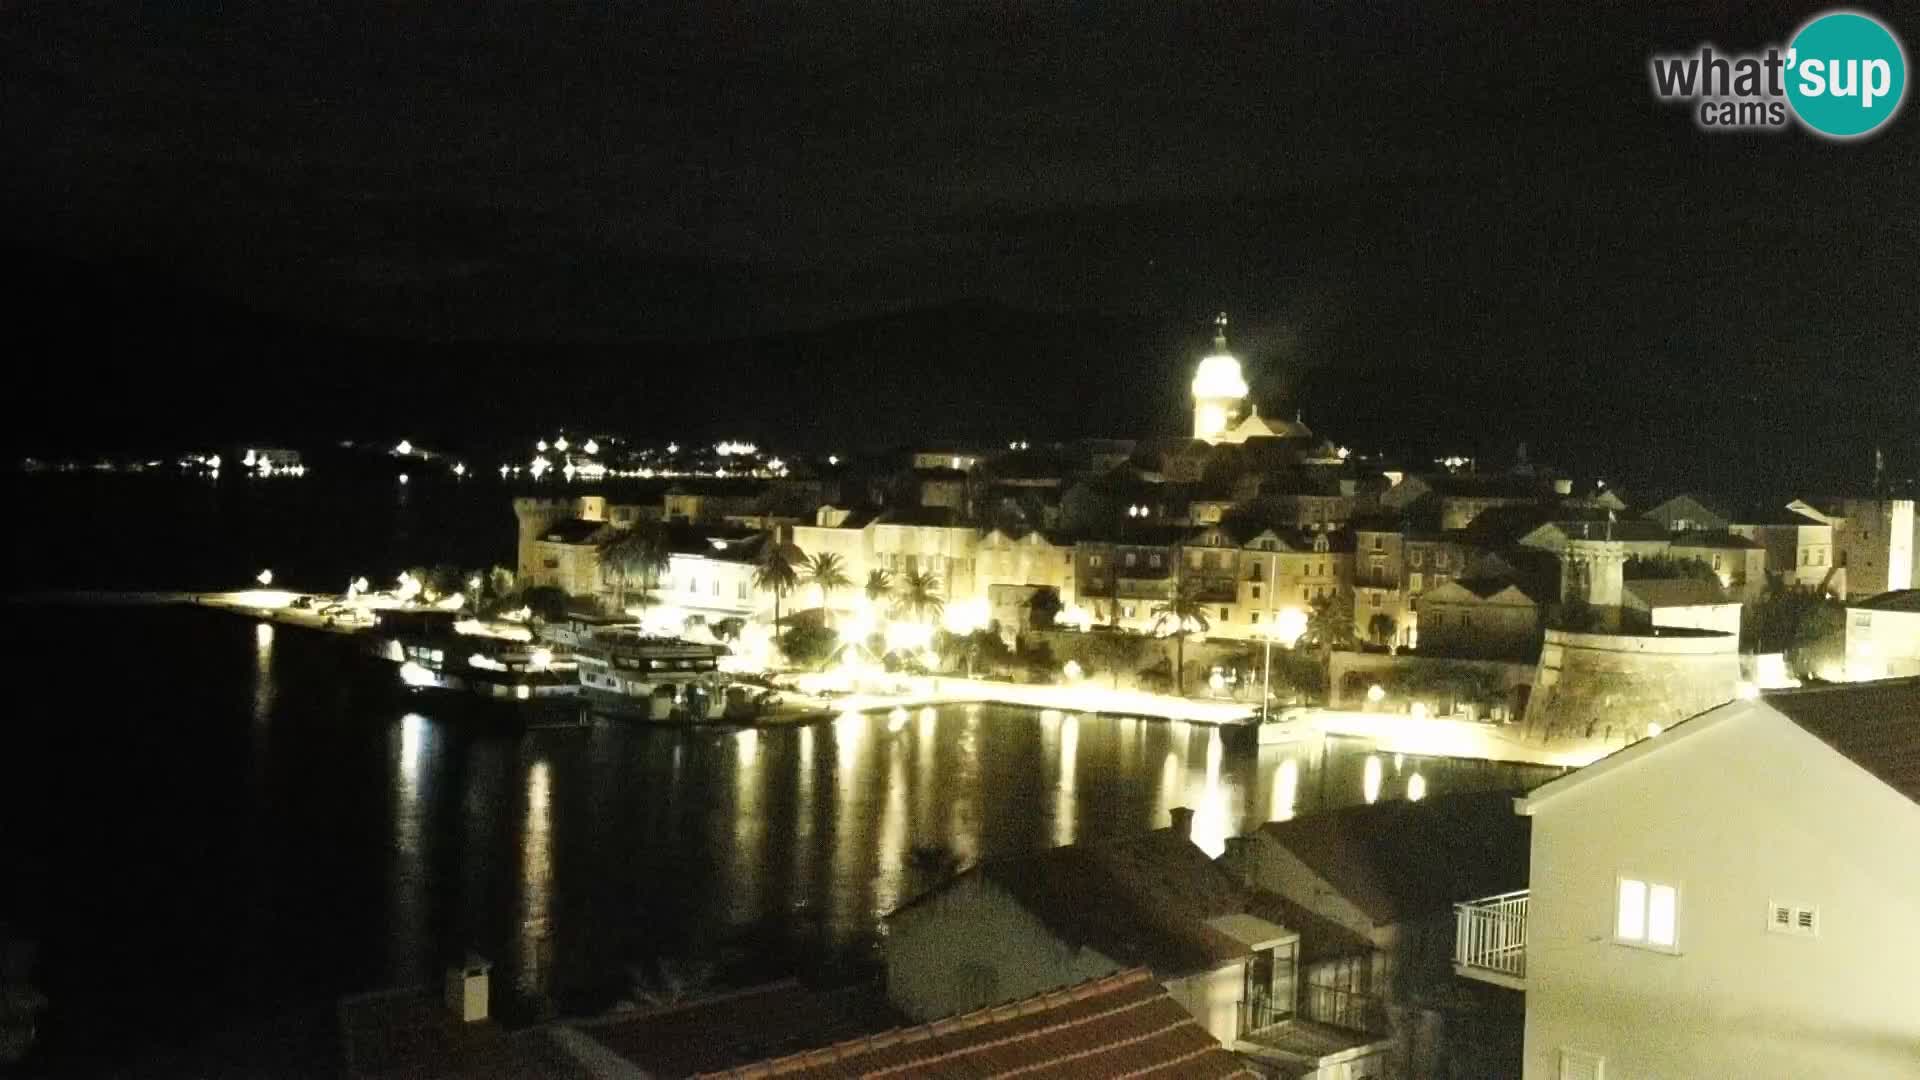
[1786, 11, 1907, 138]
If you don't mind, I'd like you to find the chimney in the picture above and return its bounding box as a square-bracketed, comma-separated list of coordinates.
[1222, 835, 1254, 864]
[1168, 806, 1195, 840]
[445, 954, 492, 1024]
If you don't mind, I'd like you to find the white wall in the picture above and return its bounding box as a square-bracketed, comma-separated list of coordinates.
[884, 876, 1120, 1022]
[1649, 601, 1742, 638]
[1163, 963, 1250, 1047]
[1523, 710, 1920, 1079]
[1846, 609, 1920, 681]
[1226, 835, 1377, 941]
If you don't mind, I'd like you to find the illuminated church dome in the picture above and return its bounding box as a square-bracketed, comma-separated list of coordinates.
[1192, 313, 1248, 442]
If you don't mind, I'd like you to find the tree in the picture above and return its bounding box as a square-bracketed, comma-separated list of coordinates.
[864, 569, 895, 609]
[426, 565, 467, 603]
[777, 624, 840, 670]
[1624, 555, 1719, 581]
[1151, 577, 1212, 696]
[802, 551, 852, 623]
[893, 570, 945, 624]
[1237, 643, 1328, 705]
[1302, 594, 1356, 652]
[752, 535, 799, 633]
[1299, 593, 1357, 694]
[1552, 594, 1603, 632]
[1024, 586, 1064, 631]
[1063, 630, 1149, 689]
[1367, 612, 1398, 647]
[600, 526, 669, 613]
[937, 625, 1013, 678]
[1748, 583, 1846, 678]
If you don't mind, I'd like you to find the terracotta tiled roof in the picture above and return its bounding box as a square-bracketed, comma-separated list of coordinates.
[694, 969, 1255, 1079]
[1766, 679, 1920, 807]
[339, 989, 596, 1080]
[574, 979, 898, 1077]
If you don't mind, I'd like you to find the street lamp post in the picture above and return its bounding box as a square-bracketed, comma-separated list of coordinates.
[1261, 629, 1273, 723]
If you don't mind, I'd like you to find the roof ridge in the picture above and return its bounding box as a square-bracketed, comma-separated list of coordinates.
[868, 991, 1163, 1077]
[1764, 675, 1920, 697]
[712, 968, 1158, 1078]
[583, 977, 804, 1028]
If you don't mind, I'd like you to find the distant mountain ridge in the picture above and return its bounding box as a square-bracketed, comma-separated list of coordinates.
[6, 248, 1910, 499]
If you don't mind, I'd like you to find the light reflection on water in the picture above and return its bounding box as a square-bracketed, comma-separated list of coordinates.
[355, 693, 1556, 1023]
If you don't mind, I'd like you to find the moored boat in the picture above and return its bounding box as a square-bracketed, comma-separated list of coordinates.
[572, 628, 745, 721]
[368, 609, 580, 703]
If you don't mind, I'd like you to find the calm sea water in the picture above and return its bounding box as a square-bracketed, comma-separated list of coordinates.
[3, 475, 1558, 1075]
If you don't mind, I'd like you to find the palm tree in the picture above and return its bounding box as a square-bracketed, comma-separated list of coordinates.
[1367, 613, 1398, 648]
[864, 569, 895, 608]
[1151, 576, 1212, 696]
[1301, 594, 1357, 701]
[752, 534, 799, 632]
[803, 551, 852, 624]
[600, 526, 669, 614]
[892, 570, 945, 624]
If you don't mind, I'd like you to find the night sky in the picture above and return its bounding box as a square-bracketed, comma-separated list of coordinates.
[4, 3, 1915, 490]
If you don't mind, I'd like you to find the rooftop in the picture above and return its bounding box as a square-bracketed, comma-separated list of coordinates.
[1729, 502, 1829, 527]
[339, 989, 593, 1080]
[1522, 678, 1920, 814]
[1766, 679, 1920, 807]
[903, 830, 1266, 979]
[1851, 590, 1920, 614]
[1668, 529, 1763, 550]
[575, 979, 898, 1077]
[1623, 578, 1732, 609]
[695, 969, 1254, 1080]
[540, 518, 614, 545]
[1253, 791, 1530, 927]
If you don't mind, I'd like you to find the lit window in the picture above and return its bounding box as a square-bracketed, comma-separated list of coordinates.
[1150, 554, 1162, 568]
[1125, 553, 1137, 568]
[1616, 877, 1678, 950]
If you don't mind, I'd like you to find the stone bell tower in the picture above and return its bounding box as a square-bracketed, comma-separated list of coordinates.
[1191, 313, 1248, 443]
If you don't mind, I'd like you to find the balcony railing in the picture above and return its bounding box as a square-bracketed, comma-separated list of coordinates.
[1302, 982, 1387, 1036]
[1454, 889, 1528, 987]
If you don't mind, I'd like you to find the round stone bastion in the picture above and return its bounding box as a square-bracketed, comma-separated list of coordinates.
[1522, 627, 1739, 747]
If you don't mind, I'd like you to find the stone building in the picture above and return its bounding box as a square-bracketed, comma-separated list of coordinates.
[1727, 503, 1840, 593]
[1832, 497, 1916, 599]
[1844, 589, 1920, 680]
[1522, 627, 1740, 748]
[1415, 579, 1543, 660]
